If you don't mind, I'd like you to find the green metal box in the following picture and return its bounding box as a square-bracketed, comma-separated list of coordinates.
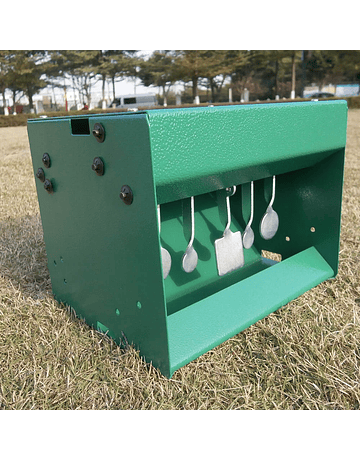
[27, 101, 348, 378]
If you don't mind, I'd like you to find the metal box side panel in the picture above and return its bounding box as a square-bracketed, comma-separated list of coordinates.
[27, 114, 171, 376]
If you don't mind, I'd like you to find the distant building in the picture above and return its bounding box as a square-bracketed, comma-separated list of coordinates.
[303, 83, 359, 98]
[335, 84, 359, 97]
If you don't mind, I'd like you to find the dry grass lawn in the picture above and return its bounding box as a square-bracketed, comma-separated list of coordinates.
[0, 111, 359, 410]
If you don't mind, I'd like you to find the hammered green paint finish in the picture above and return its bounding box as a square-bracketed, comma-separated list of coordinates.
[147, 101, 348, 204]
[27, 101, 347, 378]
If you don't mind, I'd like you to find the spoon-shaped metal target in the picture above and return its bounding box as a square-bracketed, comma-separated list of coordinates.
[157, 205, 171, 279]
[260, 175, 279, 240]
[181, 196, 198, 273]
[243, 181, 255, 249]
[214, 186, 244, 276]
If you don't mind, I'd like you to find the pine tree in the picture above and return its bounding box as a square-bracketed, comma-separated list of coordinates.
[0, 51, 11, 111]
[173, 50, 212, 102]
[6, 51, 47, 111]
[138, 51, 177, 105]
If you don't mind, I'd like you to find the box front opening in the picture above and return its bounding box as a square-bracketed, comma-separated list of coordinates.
[160, 150, 344, 317]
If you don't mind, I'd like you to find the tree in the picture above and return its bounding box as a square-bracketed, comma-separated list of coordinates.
[46, 50, 73, 108]
[241, 50, 301, 99]
[262, 51, 293, 98]
[213, 50, 251, 99]
[303, 50, 337, 88]
[174, 50, 213, 102]
[273, 51, 302, 97]
[327, 50, 360, 84]
[47, 50, 100, 107]
[138, 50, 177, 105]
[198, 50, 235, 102]
[6, 51, 47, 111]
[96, 50, 113, 106]
[101, 50, 139, 101]
[229, 50, 260, 98]
[40, 50, 140, 109]
[0, 51, 11, 111]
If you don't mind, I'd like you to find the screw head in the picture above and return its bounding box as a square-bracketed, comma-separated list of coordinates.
[91, 157, 104, 176]
[44, 179, 54, 194]
[119, 185, 133, 205]
[36, 168, 45, 182]
[42, 153, 51, 168]
[92, 123, 105, 143]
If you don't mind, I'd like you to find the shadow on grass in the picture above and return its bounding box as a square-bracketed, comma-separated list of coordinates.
[0, 212, 133, 353]
[0, 213, 52, 297]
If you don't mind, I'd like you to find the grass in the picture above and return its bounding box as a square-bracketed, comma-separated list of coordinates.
[0, 113, 359, 410]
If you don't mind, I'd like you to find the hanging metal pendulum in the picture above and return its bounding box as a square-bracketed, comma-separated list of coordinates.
[214, 186, 244, 276]
[181, 196, 198, 273]
[243, 181, 255, 249]
[157, 205, 172, 279]
[260, 175, 279, 240]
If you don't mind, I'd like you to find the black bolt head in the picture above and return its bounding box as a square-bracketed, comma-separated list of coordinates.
[42, 153, 51, 168]
[36, 168, 45, 182]
[92, 123, 105, 143]
[91, 157, 104, 176]
[119, 185, 133, 205]
[44, 179, 53, 194]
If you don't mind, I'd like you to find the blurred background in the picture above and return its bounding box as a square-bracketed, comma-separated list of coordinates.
[0, 50, 359, 115]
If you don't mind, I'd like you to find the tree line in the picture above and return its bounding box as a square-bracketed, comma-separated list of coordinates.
[1, 50, 359, 110]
